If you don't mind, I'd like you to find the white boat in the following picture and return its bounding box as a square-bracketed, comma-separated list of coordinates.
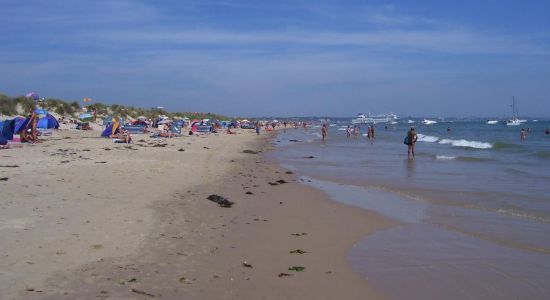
[506, 97, 525, 126]
[407, 120, 415, 124]
[422, 119, 437, 125]
[486, 120, 498, 125]
[351, 113, 399, 124]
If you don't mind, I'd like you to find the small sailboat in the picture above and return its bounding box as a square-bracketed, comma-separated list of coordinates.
[506, 97, 523, 126]
[486, 120, 498, 125]
[407, 120, 415, 124]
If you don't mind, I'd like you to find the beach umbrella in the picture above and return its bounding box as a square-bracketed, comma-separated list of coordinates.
[157, 119, 173, 125]
[33, 108, 48, 116]
[137, 116, 147, 121]
[25, 92, 39, 100]
[79, 113, 93, 121]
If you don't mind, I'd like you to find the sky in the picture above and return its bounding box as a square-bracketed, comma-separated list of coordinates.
[1, 0, 549, 118]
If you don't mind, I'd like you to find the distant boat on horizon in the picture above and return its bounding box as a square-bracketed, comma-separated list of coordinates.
[351, 113, 399, 124]
[486, 120, 498, 125]
[506, 97, 527, 126]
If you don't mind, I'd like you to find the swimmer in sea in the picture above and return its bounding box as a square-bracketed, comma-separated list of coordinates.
[520, 128, 527, 142]
[321, 124, 328, 141]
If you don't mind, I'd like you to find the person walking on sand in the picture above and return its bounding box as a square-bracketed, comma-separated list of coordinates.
[321, 124, 328, 141]
[255, 123, 260, 136]
[405, 127, 418, 159]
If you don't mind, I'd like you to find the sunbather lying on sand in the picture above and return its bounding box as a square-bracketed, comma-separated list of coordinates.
[113, 128, 133, 143]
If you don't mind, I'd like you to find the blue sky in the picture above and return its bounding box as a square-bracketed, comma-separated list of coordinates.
[1, 0, 549, 117]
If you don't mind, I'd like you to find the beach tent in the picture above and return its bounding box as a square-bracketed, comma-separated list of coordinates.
[131, 119, 148, 126]
[37, 114, 60, 129]
[1, 119, 16, 141]
[101, 119, 120, 137]
[13, 117, 29, 134]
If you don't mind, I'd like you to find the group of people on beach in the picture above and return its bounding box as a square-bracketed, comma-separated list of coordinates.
[320, 123, 419, 159]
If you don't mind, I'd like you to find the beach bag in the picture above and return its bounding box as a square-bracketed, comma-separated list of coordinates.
[404, 136, 410, 145]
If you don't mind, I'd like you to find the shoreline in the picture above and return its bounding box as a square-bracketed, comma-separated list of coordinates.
[1, 128, 395, 299]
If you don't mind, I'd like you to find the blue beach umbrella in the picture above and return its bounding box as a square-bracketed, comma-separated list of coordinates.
[25, 92, 39, 101]
[79, 113, 93, 121]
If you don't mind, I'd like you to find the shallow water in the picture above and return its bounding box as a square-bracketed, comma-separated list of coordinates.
[271, 120, 550, 300]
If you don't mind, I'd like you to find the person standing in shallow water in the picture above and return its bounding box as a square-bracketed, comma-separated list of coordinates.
[406, 127, 418, 159]
[520, 128, 527, 142]
[321, 124, 328, 141]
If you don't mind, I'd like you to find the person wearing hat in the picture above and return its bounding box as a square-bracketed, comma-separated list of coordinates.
[405, 127, 418, 159]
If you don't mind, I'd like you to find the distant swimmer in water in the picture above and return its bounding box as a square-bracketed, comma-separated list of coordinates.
[321, 124, 328, 141]
[405, 127, 418, 159]
[546, 128, 550, 135]
[447, 127, 451, 132]
[520, 128, 527, 142]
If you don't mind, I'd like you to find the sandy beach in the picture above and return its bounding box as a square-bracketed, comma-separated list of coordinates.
[0, 127, 394, 299]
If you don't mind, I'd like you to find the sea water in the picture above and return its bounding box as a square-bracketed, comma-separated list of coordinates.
[270, 120, 550, 300]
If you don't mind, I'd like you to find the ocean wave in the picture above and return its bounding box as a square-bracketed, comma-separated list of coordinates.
[435, 155, 457, 160]
[438, 139, 493, 149]
[417, 134, 439, 143]
[535, 151, 550, 160]
[337, 128, 346, 131]
[417, 134, 493, 149]
[493, 142, 519, 150]
[434, 155, 493, 162]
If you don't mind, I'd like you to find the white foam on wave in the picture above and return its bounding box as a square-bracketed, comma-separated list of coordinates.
[417, 134, 492, 149]
[438, 139, 493, 149]
[417, 134, 439, 143]
[337, 128, 346, 131]
[311, 132, 322, 138]
[435, 155, 457, 160]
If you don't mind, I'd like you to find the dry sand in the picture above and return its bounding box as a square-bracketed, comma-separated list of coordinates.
[0, 127, 394, 299]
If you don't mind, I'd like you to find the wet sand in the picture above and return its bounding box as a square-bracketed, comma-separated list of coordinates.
[0, 127, 394, 299]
